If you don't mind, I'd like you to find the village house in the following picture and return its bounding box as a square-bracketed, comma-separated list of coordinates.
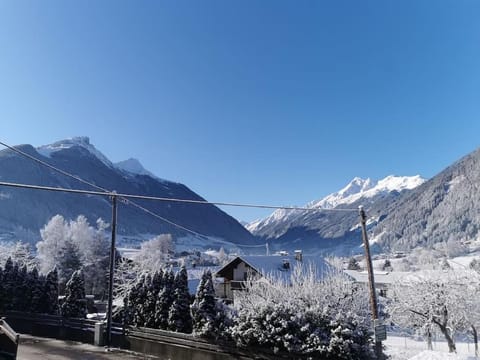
[215, 250, 330, 302]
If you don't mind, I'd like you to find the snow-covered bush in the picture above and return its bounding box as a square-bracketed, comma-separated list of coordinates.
[229, 265, 377, 359]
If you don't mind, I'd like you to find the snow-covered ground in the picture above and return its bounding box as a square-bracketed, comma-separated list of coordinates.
[386, 334, 478, 360]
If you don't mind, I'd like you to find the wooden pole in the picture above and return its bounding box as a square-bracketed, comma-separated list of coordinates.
[106, 193, 118, 347]
[359, 205, 383, 359]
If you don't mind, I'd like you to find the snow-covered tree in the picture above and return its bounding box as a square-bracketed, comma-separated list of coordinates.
[387, 270, 477, 353]
[29, 268, 45, 313]
[57, 239, 82, 294]
[191, 270, 227, 339]
[43, 268, 59, 315]
[132, 275, 148, 327]
[61, 269, 87, 318]
[37, 215, 69, 274]
[168, 266, 192, 333]
[0, 241, 37, 270]
[134, 234, 174, 273]
[154, 269, 175, 329]
[37, 215, 110, 296]
[143, 270, 164, 328]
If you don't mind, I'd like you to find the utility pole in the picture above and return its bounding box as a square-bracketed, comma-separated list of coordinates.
[106, 192, 118, 348]
[359, 205, 384, 359]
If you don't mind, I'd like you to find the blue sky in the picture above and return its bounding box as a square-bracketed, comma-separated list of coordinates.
[1, 1, 479, 222]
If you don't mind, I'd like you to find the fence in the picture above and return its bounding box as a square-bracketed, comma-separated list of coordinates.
[3, 311, 307, 360]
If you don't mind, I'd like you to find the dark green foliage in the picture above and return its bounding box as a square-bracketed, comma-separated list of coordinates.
[191, 270, 217, 337]
[61, 269, 87, 318]
[43, 268, 59, 315]
[168, 266, 192, 333]
[0, 258, 58, 315]
[144, 271, 164, 328]
[28, 268, 45, 313]
[17, 265, 30, 311]
[132, 275, 148, 327]
[154, 269, 175, 329]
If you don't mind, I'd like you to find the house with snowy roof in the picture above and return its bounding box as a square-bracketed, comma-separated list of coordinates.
[215, 251, 330, 301]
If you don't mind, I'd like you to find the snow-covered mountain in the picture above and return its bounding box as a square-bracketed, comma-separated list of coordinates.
[0, 137, 257, 248]
[247, 175, 426, 235]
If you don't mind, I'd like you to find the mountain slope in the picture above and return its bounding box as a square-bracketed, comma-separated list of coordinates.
[248, 175, 426, 254]
[371, 147, 480, 251]
[0, 137, 257, 247]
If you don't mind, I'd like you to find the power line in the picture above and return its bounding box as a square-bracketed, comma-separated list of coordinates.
[0, 180, 357, 213]
[0, 139, 358, 242]
[0, 140, 358, 212]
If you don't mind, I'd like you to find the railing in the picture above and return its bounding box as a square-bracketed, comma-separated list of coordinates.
[0, 318, 19, 360]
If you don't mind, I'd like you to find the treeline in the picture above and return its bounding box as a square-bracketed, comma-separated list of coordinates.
[0, 257, 58, 314]
[123, 266, 227, 339]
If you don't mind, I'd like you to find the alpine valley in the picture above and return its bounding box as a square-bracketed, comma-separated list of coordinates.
[1, 138, 480, 257]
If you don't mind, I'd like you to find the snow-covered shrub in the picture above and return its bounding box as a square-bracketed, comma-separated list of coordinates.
[229, 265, 377, 359]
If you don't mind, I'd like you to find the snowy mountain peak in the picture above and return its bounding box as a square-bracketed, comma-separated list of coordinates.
[114, 158, 154, 177]
[247, 175, 426, 234]
[37, 137, 113, 167]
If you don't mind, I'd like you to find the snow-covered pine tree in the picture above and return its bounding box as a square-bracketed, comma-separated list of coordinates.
[143, 270, 164, 328]
[10, 263, 20, 311]
[191, 270, 218, 338]
[2, 257, 14, 310]
[154, 269, 175, 329]
[61, 269, 87, 318]
[57, 240, 82, 295]
[17, 265, 30, 311]
[132, 275, 148, 327]
[168, 266, 192, 333]
[43, 268, 59, 315]
[29, 268, 44, 313]
[124, 279, 141, 326]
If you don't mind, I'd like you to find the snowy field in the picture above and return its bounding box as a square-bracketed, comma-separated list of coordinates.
[386, 334, 478, 360]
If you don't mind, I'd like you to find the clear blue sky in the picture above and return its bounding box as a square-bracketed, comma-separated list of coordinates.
[1, 1, 479, 222]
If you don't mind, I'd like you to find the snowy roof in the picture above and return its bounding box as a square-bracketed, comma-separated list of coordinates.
[344, 269, 479, 286]
[344, 270, 412, 285]
[217, 254, 330, 283]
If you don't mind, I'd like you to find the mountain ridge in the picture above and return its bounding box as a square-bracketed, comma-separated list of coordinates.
[0, 138, 257, 248]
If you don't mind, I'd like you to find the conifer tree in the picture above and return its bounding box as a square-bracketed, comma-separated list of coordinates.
[17, 265, 30, 311]
[10, 263, 20, 311]
[155, 269, 175, 329]
[43, 268, 59, 315]
[191, 270, 217, 337]
[61, 269, 87, 318]
[58, 240, 82, 295]
[29, 268, 45, 313]
[144, 271, 164, 328]
[2, 257, 14, 310]
[168, 266, 192, 333]
[132, 275, 148, 327]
